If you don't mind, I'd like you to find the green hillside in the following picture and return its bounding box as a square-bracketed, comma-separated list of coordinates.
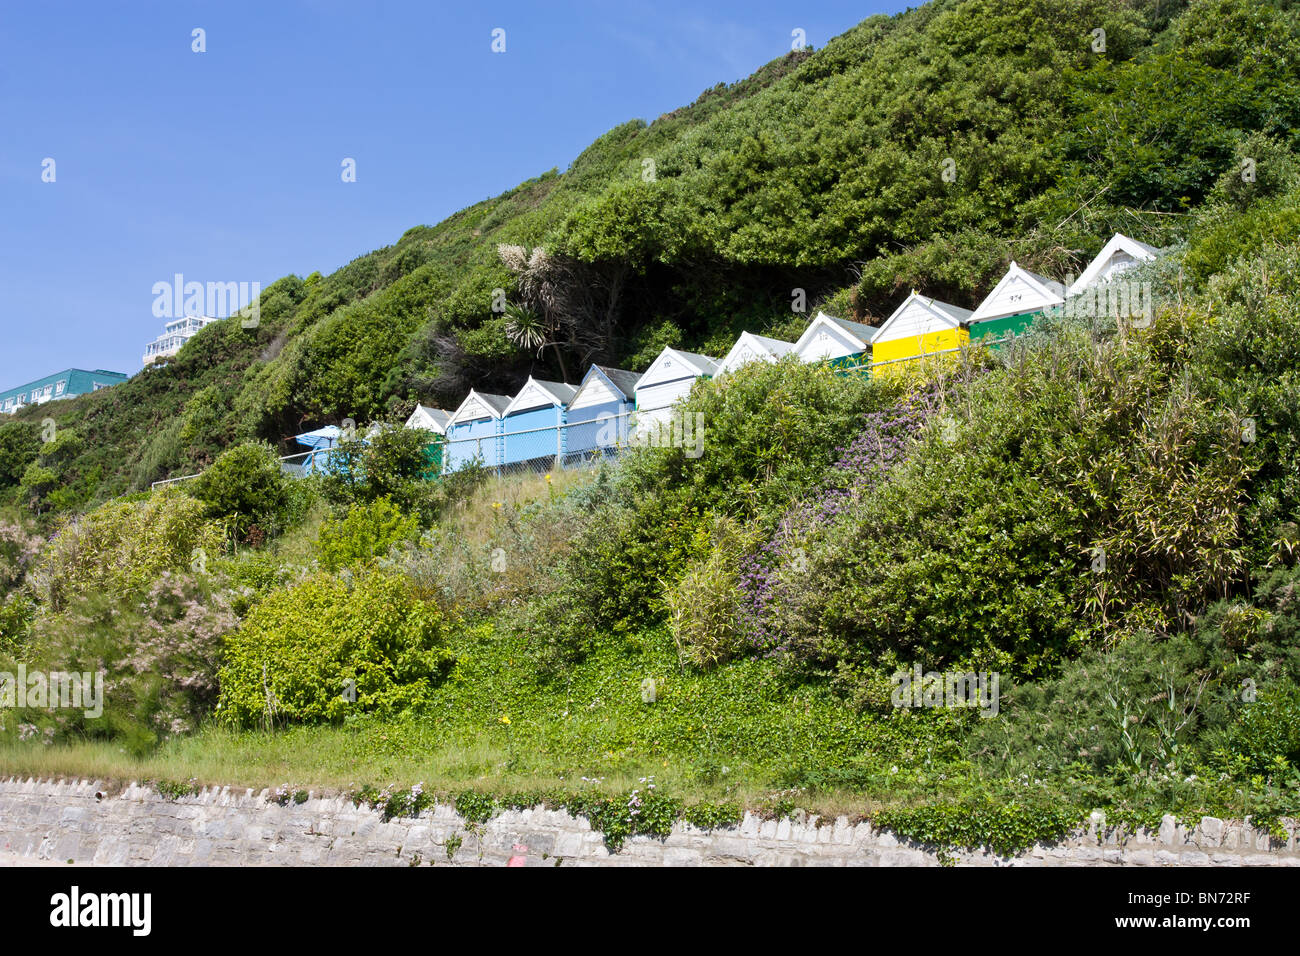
[4, 0, 1297, 514]
[3, 0, 1300, 855]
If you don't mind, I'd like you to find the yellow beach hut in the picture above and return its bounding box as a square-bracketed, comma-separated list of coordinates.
[869, 292, 973, 376]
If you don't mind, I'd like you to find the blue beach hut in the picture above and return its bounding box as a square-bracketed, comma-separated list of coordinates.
[444, 390, 511, 471]
[501, 377, 576, 465]
[564, 365, 641, 459]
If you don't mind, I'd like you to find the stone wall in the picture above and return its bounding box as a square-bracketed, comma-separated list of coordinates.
[1, 777, 1296, 866]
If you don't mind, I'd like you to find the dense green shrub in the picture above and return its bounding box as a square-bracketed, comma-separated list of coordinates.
[16, 429, 90, 516]
[0, 422, 41, 491]
[316, 497, 419, 572]
[217, 571, 454, 728]
[1218, 686, 1300, 776]
[619, 357, 896, 519]
[192, 442, 291, 541]
[319, 425, 443, 525]
[769, 313, 1250, 681]
[1184, 193, 1300, 286]
[1190, 242, 1300, 566]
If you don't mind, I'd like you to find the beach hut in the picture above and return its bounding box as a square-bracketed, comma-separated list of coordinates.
[565, 365, 641, 458]
[869, 292, 973, 375]
[967, 262, 1065, 345]
[716, 332, 796, 377]
[633, 347, 719, 432]
[404, 405, 451, 477]
[501, 377, 577, 465]
[1066, 233, 1161, 296]
[405, 405, 451, 435]
[792, 311, 878, 368]
[292, 425, 341, 476]
[444, 390, 511, 471]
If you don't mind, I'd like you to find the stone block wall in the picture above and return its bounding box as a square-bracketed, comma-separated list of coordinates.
[1, 777, 1296, 866]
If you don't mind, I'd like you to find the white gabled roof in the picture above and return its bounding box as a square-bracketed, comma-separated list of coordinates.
[635, 347, 720, 391]
[870, 292, 973, 344]
[502, 377, 577, 416]
[405, 405, 451, 434]
[793, 311, 879, 362]
[1067, 233, 1161, 296]
[591, 365, 643, 400]
[569, 365, 641, 411]
[448, 389, 512, 426]
[968, 262, 1065, 325]
[716, 332, 796, 376]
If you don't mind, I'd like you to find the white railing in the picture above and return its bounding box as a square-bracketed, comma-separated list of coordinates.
[150, 472, 203, 490]
[441, 410, 636, 477]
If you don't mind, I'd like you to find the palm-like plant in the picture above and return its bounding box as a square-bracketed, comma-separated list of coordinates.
[503, 302, 546, 352]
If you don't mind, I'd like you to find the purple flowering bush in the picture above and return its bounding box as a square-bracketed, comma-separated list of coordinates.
[736, 383, 948, 655]
[549, 358, 905, 651]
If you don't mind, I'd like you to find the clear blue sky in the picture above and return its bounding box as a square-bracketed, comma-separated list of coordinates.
[0, 0, 903, 389]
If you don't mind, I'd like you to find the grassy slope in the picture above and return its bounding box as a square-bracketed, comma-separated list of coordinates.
[0, 621, 960, 820]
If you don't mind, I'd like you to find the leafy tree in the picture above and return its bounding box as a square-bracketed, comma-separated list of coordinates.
[192, 442, 290, 541]
[320, 425, 442, 524]
[0, 422, 41, 490]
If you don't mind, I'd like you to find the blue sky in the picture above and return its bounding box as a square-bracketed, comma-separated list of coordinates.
[0, 0, 903, 389]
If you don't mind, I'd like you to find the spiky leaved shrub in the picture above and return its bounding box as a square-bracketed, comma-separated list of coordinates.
[26, 489, 224, 612]
[664, 514, 759, 669]
[4, 571, 235, 755]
